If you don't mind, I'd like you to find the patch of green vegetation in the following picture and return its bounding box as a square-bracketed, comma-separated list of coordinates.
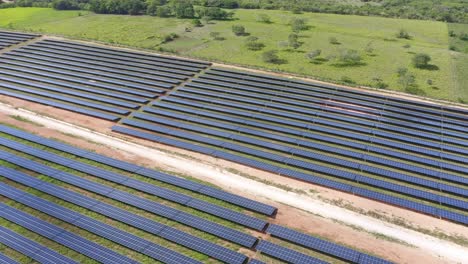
[0, 8, 465, 103]
[8, 115, 44, 127]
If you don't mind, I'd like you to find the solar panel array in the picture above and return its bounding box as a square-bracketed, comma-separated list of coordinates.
[0, 125, 392, 263]
[0, 38, 210, 121]
[113, 67, 468, 226]
[0, 31, 38, 50]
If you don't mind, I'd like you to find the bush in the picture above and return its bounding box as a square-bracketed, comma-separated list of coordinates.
[245, 36, 264, 51]
[290, 17, 308, 32]
[396, 29, 411, 39]
[262, 50, 281, 63]
[192, 19, 202, 27]
[306, 49, 322, 61]
[397, 67, 408, 76]
[338, 49, 362, 65]
[232, 24, 246, 36]
[256, 14, 271, 23]
[209, 31, 223, 40]
[288, 33, 301, 49]
[412, 53, 431, 68]
[459, 33, 468, 41]
[329, 36, 340, 45]
[52, 0, 79, 10]
[341, 76, 355, 84]
[161, 33, 179, 43]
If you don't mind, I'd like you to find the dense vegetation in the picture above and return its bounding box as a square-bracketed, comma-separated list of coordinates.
[1, 0, 467, 23]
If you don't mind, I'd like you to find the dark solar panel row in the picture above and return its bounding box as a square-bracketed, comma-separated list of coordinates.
[0, 63, 158, 98]
[0, 226, 78, 264]
[172, 90, 468, 152]
[0, 169, 248, 264]
[8, 50, 187, 83]
[0, 58, 172, 91]
[200, 72, 468, 130]
[0, 253, 18, 264]
[255, 241, 328, 264]
[29, 42, 205, 73]
[0, 70, 149, 104]
[0, 204, 138, 264]
[110, 125, 468, 225]
[20, 44, 197, 77]
[8, 50, 180, 86]
[0, 183, 203, 264]
[0, 124, 278, 216]
[267, 224, 392, 264]
[0, 139, 268, 232]
[0, 89, 120, 121]
[0, 31, 39, 38]
[42, 39, 211, 68]
[0, 81, 132, 115]
[144, 107, 468, 194]
[128, 113, 468, 210]
[184, 82, 468, 141]
[208, 68, 468, 121]
[162, 97, 468, 164]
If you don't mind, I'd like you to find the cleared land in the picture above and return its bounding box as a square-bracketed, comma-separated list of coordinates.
[0, 7, 466, 103]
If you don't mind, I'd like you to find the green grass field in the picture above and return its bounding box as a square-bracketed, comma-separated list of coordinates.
[0, 7, 466, 103]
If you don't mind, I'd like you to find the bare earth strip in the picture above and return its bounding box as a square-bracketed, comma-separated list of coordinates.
[0, 101, 467, 264]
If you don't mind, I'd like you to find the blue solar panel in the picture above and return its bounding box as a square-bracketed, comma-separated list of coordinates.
[0, 226, 78, 264]
[248, 259, 265, 264]
[0, 253, 18, 264]
[0, 204, 139, 264]
[255, 241, 328, 264]
[0, 90, 120, 121]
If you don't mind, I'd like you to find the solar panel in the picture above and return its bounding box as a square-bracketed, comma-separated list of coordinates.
[0, 226, 78, 264]
[0, 148, 264, 242]
[0, 253, 18, 264]
[255, 241, 328, 264]
[248, 259, 265, 264]
[0, 204, 139, 264]
[0, 171, 248, 264]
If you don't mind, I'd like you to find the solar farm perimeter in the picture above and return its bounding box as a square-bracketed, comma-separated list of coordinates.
[0, 30, 467, 264]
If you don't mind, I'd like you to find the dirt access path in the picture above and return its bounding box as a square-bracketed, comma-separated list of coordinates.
[1, 101, 467, 264]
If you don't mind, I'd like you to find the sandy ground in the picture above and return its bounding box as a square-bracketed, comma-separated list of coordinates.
[1, 99, 467, 264]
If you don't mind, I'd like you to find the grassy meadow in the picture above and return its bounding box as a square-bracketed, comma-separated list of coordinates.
[0, 7, 466, 103]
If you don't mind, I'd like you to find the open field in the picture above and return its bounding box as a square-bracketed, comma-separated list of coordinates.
[0, 7, 466, 103]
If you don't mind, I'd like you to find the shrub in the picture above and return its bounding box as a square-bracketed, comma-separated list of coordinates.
[161, 33, 179, 43]
[232, 24, 246, 36]
[209, 31, 223, 40]
[396, 29, 411, 39]
[192, 19, 202, 27]
[412, 53, 431, 68]
[288, 33, 301, 49]
[290, 17, 308, 32]
[262, 50, 280, 63]
[341, 76, 355, 84]
[329, 36, 340, 45]
[306, 49, 322, 61]
[245, 36, 264, 51]
[397, 67, 408, 76]
[338, 49, 362, 65]
[459, 33, 468, 41]
[256, 14, 271, 23]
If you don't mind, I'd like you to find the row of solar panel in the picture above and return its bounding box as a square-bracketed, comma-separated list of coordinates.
[200, 72, 468, 131]
[0, 137, 392, 263]
[143, 107, 468, 197]
[172, 90, 468, 155]
[125, 113, 468, 212]
[186, 80, 468, 139]
[29, 40, 206, 74]
[208, 67, 468, 120]
[153, 101, 468, 176]
[0, 183, 204, 264]
[0, 124, 277, 216]
[0, 138, 268, 232]
[43, 38, 211, 68]
[0, 31, 38, 50]
[162, 96, 468, 165]
[111, 125, 468, 226]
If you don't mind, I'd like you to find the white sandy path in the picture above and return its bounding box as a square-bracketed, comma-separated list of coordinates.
[1, 103, 467, 263]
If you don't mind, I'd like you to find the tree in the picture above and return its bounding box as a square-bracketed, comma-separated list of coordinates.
[232, 24, 246, 36]
[146, 0, 166, 15]
[306, 49, 321, 61]
[288, 33, 301, 49]
[245, 36, 264, 51]
[262, 50, 280, 63]
[172, 0, 194, 18]
[290, 17, 308, 32]
[52, 0, 79, 10]
[256, 14, 271, 23]
[412, 53, 431, 68]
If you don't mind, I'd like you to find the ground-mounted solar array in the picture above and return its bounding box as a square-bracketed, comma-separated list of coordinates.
[0, 31, 38, 51]
[112, 67, 468, 226]
[0, 38, 210, 121]
[0, 125, 392, 263]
